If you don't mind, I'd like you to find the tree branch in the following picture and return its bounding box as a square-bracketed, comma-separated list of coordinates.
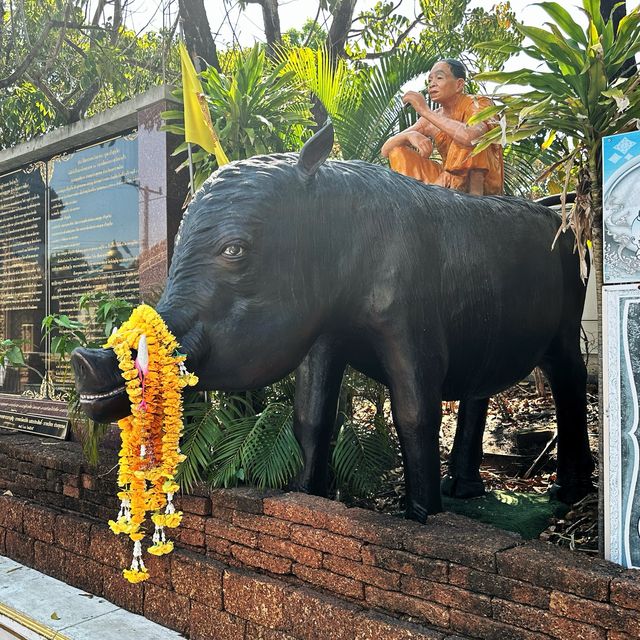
[0, 20, 55, 89]
[359, 14, 424, 60]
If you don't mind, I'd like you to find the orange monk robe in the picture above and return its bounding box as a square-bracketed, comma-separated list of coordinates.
[388, 94, 504, 195]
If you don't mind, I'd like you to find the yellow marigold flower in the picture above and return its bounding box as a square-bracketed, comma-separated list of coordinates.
[162, 480, 180, 494]
[129, 532, 145, 542]
[123, 569, 149, 583]
[147, 541, 174, 556]
[164, 512, 183, 528]
[108, 519, 126, 535]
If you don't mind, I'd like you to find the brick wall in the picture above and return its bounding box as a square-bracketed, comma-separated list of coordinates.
[1, 429, 639, 640]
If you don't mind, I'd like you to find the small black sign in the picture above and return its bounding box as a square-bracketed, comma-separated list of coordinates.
[0, 411, 69, 439]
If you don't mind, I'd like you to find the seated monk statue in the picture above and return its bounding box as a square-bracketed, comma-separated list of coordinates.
[381, 58, 503, 196]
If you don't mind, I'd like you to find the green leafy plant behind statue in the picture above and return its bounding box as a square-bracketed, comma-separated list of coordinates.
[163, 44, 314, 190]
[472, 0, 640, 276]
[42, 292, 135, 465]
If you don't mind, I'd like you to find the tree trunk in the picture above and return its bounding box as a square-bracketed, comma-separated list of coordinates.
[325, 0, 357, 60]
[245, 0, 281, 58]
[179, 0, 221, 71]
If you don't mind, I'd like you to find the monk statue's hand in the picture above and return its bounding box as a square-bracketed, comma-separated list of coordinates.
[402, 91, 429, 115]
[406, 131, 433, 157]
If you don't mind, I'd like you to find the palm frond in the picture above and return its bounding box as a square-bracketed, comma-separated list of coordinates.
[243, 403, 303, 489]
[332, 415, 396, 498]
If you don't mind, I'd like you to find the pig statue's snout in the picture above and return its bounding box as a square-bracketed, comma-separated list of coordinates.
[71, 347, 131, 423]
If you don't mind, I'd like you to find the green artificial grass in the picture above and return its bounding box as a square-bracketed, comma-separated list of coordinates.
[443, 490, 569, 539]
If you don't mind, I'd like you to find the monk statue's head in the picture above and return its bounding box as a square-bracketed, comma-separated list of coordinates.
[427, 58, 466, 105]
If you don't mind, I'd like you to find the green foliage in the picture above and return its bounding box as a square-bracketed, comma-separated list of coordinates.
[163, 44, 313, 190]
[41, 293, 133, 465]
[0, 339, 27, 367]
[178, 394, 304, 492]
[474, 0, 640, 264]
[0, 0, 178, 149]
[332, 415, 396, 498]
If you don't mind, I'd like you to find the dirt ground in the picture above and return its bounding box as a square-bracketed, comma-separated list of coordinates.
[360, 378, 600, 554]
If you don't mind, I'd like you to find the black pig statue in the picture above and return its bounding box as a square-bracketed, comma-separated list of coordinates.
[71, 122, 593, 522]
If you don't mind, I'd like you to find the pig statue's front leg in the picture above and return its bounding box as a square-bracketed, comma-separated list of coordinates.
[383, 335, 446, 522]
[292, 335, 346, 497]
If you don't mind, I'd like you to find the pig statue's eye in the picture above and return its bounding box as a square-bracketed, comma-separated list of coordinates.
[221, 243, 246, 259]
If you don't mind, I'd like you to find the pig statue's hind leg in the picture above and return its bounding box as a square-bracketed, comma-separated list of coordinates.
[540, 341, 594, 504]
[441, 397, 489, 499]
[291, 336, 346, 497]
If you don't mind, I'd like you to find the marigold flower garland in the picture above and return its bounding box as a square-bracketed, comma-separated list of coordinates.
[106, 304, 198, 583]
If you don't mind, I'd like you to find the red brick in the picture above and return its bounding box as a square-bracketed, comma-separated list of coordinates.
[263, 492, 349, 529]
[404, 513, 521, 572]
[22, 503, 57, 543]
[493, 598, 606, 640]
[223, 569, 290, 629]
[449, 564, 549, 608]
[55, 513, 92, 556]
[88, 526, 131, 569]
[291, 524, 362, 560]
[211, 487, 270, 514]
[205, 517, 258, 547]
[210, 505, 235, 521]
[231, 544, 292, 574]
[324, 554, 400, 590]
[259, 533, 322, 568]
[34, 541, 65, 581]
[324, 506, 411, 549]
[143, 553, 172, 588]
[177, 527, 205, 548]
[294, 562, 365, 600]
[64, 553, 104, 595]
[245, 623, 298, 639]
[611, 571, 640, 612]
[206, 534, 233, 557]
[61, 473, 79, 488]
[80, 473, 95, 490]
[362, 545, 447, 582]
[284, 586, 361, 640]
[174, 494, 210, 516]
[172, 551, 224, 606]
[365, 585, 449, 628]
[496, 542, 622, 602]
[5, 530, 33, 566]
[401, 575, 491, 616]
[103, 567, 144, 614]
[354, 611, 446, 639]
[550, 591, 640, 636]
[0, 495, 24, 531]
[191, 602, 246, 640]
[144, 583, 190, 634]
[180, 512, 207, 531]
[451, 610, 551, 640]
[234, 510, 292, 538]
[63, 484, 80, 499]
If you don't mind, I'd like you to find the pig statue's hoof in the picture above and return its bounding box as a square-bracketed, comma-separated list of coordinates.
[548, 479, 594, 505]
[441, 475, 486, 499]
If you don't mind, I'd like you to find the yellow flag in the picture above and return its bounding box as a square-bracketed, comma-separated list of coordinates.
[179, 42, 229, 166]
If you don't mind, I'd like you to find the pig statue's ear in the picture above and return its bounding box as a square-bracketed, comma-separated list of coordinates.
[297, 119, 334, 179]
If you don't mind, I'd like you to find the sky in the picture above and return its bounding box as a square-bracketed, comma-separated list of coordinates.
[193, 0, 640, 49]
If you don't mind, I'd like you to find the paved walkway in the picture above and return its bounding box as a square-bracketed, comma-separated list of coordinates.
[0, 555, 184, 639]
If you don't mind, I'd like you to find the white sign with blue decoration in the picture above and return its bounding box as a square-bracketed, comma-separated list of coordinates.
[603, 130, 640, 284]
[603, 129, 640, 568]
